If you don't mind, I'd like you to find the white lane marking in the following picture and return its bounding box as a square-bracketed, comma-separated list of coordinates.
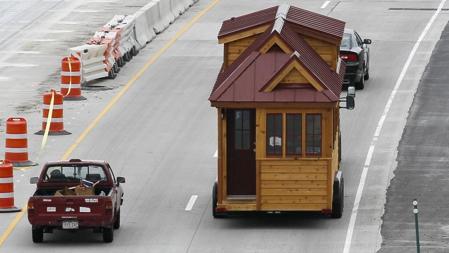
[213, 150, 218, 158]
[0, 76, 10, 81]
[31, 39, 57, 42]
[0, 63, 37, 67]
[343, 0, 448, 252]
[48, 30, 74, 33]
[185, 195, 198, 211]
[73, 9, 101, 13]
[321, 0, 330, 8]
[0, 51, 41, 55]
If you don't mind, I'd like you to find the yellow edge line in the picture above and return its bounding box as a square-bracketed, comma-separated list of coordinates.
[0, 0, 220, 248]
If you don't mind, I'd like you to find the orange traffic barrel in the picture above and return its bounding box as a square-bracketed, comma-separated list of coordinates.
[5, 118, 37, 167]
[0, 160, 20, 213]
[35, 90, 71, 135]
[60, 55, 86, 101]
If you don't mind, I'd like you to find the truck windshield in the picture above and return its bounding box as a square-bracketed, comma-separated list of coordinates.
[44, 165, 107, 183]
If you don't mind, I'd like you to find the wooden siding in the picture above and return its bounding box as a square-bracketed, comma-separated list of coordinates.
[260, 160, 330, 211]
[303, 36, 338, 70]
[226, 35, 258, 66]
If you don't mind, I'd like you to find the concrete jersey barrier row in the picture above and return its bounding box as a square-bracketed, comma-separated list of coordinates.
[64, 0, 198, 85]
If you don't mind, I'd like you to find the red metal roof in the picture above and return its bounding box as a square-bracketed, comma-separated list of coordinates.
[218, 6, 277, 39]
[217, 5, 344, 42]
[286, 6, 345, 41]
[210, 51, 337, 103]
[210, 21, 345, 104]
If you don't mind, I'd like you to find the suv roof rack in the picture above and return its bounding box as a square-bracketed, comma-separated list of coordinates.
[69, 159, 82, 162]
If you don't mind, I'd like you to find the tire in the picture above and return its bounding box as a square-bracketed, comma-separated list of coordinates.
[113, 210, 120, 229]
[356, 71, 365, 90]
[364, 69, 370, 80]
[32, 227, 43, 243]
[103, 227, 114, 243]
[212, 182, 226, 218]
[331, 176, 344, 219]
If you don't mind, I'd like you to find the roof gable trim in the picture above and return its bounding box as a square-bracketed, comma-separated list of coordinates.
[261, 56, 324, 93]
[218, 24, 271, 44]
[259, 33, 293, 54]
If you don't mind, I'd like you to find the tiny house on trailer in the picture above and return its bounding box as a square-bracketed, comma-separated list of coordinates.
[209, 5, 352, 218]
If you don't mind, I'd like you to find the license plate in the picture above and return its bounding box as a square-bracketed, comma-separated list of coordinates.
[62, 220, 79, 230]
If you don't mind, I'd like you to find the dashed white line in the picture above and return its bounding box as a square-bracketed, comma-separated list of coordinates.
[0, 63, 37, 67]
[31, 39, 57, 42]
[342, 0, 448, 252]
[185, 195, 198, 211]
[321, 0, 330, 9]
[213, 150, 218, 158]
[0, 51, 41, 55]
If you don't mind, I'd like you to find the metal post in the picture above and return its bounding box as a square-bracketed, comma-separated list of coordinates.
[413, 199, 420, 253]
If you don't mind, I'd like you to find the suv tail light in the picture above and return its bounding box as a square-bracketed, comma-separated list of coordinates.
[340, 53, 358, 62]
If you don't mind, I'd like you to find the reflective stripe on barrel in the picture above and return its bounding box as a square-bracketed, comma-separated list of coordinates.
[41, 90, 65, 132]
[5, 118, 29, 163]
[0, 161, 15, 209]
[60, 56, 82, 98]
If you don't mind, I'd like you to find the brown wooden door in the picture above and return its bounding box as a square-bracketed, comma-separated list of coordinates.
[226, 109, 256, 196]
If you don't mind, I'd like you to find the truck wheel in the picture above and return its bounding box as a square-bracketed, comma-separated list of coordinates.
[103, 227, 114, 243]
[32, 227, 43, 243]
[357, 69, 365, 90]
[113, 210, 121, 229]
[212, 182, 226, 218]
[331, 176, 344, 219]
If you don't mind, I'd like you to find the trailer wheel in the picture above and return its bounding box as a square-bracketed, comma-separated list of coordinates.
[331, 175, 344, 219]
[32, 227, 43, 243]
[212, 182, 226, 218]
[103, 227, 114, 243]
[113, 210, 121, 229]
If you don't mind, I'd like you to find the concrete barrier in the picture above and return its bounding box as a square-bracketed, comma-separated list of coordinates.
[69, 44, 108, 83]
[134, 1, 157, 49]
[171, 0, 186, 16]
[154, 0, 175, 33]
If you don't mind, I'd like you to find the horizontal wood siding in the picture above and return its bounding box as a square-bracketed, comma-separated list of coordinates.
[303, 36, 338, 70]
[227, 35, 258, 66]
[260, 160, 330, 211]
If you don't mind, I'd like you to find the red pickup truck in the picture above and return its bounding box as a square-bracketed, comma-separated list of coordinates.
[27, 159, 125, 243]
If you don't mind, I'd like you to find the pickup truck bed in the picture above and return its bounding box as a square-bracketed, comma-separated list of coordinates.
[27, 159, 125, 243]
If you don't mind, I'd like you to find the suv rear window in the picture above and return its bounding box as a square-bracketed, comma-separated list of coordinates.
[45, 165, 107, 183]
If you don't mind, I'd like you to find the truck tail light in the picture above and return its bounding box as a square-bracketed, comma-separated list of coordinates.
[340, 52, 358, 62]
[27, 200, 34, 211]
[105, 200, 113, 214]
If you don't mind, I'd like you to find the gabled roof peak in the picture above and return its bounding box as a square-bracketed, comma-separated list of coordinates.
[291, 51, 300, 58]
[272, 4, 290, 33]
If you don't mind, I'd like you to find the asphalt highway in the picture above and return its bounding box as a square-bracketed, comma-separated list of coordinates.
[0, 0, 448, 252]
